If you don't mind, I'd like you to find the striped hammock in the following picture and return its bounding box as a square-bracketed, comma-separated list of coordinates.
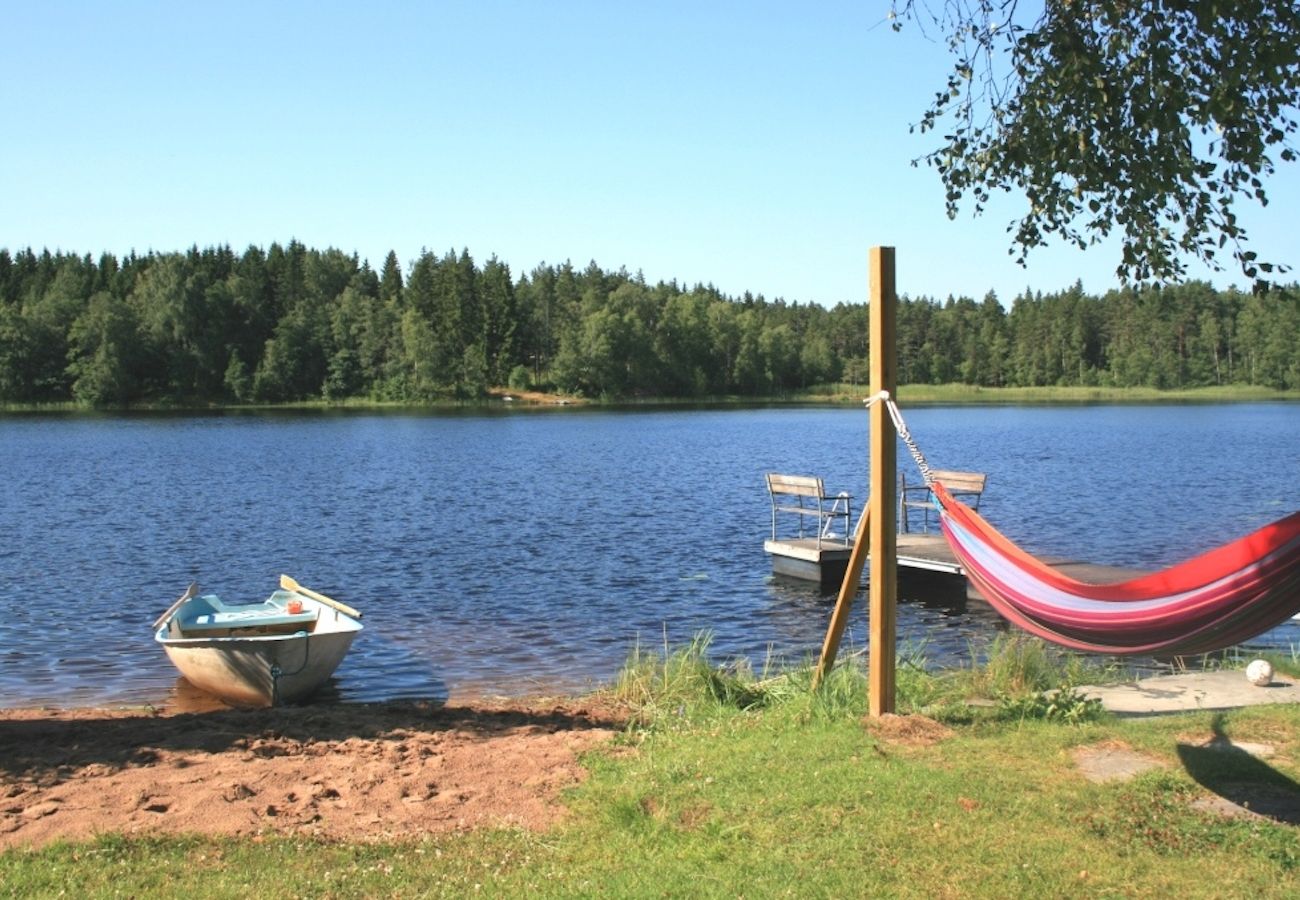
[934, 482, 1300, 655]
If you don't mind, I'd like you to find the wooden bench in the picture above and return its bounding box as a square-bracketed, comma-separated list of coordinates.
[765, 473, 852, 548]
[899, 469, 987, 533]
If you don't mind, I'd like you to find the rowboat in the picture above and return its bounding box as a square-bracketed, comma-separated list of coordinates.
[153, 575, 363, 707]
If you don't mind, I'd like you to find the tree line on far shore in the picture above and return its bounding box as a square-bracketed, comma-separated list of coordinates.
[1, 243, 1298, 407]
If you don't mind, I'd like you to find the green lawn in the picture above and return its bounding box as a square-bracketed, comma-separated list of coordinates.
[5, 641, 1300, 898]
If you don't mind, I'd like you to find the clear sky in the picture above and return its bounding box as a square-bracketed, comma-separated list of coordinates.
[4, 1, 1298, 307]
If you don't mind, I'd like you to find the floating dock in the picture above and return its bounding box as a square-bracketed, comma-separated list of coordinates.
[763, 537, 854, 588]
[763, 533, 968, 590]
[760, 470, 1142, 594]
[765, 533, 1146, 596]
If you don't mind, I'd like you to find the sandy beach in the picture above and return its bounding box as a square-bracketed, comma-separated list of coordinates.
[0, 696, 623, 851]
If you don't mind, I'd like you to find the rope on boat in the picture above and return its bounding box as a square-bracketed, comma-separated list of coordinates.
[269, 630, 311, 707]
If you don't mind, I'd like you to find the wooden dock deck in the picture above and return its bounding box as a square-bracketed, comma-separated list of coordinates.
[765, 534, 1146, 596]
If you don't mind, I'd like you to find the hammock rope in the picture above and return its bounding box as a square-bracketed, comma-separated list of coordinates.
[868, 393, 1300, 655]
[866, 391, 933, 486]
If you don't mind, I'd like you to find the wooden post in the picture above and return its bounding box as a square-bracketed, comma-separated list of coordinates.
[811, 506, 870, 688]
[868, 247, 897, 717]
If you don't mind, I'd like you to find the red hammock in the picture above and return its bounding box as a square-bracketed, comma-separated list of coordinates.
[933, 482, 1300, 656]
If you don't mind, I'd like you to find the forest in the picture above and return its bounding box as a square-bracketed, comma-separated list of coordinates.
[1, 242, 1298, 407]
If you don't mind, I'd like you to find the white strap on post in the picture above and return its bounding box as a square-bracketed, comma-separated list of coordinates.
[864, 392, 934, 486]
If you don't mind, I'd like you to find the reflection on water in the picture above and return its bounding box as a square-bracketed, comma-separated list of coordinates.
[1, 403, 1298, 708]
[163, 676, 263, 714]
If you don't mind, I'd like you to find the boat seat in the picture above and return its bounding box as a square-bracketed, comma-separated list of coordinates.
[181, 607, 319, 635]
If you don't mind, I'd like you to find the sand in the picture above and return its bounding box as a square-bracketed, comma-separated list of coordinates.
[0, 697, 623, 851]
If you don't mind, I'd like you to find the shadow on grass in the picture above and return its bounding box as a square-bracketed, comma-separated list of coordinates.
[1176, 713, 1300, 825]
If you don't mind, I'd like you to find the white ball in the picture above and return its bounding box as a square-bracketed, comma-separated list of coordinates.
[1246, 659, 1274, 687]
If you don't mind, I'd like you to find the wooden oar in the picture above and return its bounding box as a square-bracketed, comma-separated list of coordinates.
[279, 574, 362, 619]
[152, 582, 200, 630]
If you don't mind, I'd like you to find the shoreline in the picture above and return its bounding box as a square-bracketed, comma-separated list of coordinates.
[3, 384, 1298, 415]
[0, 687, 598, 718]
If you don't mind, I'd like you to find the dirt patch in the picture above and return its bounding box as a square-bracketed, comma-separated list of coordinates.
[1089, 737, 1136, 752]
[1072, 745, 1165, 783]
[486, 388, 584, 405]
[0, 699, 623, 850]
[863, 713, 954, 748]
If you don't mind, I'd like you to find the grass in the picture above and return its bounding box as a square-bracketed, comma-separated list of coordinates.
[5, 636, 1300, 897]
[801, 382, 1300, 405]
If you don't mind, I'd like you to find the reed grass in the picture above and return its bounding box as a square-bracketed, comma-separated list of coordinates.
[800, 382, 1300, 405]
[611, 632, 772, 725]
[607, 631, 1121, 733]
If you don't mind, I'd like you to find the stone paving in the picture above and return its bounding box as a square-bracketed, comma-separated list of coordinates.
[1071, 672, 1300, 823]
[1079, 669, 1300, 716]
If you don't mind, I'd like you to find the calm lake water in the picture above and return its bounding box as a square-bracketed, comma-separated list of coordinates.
[2, 403, 1299, 708]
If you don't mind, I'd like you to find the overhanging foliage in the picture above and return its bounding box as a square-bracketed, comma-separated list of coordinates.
[894, 0, 1300, 286]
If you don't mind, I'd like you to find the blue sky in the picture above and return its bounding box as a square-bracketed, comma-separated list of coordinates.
[4, 1, 1298, 307]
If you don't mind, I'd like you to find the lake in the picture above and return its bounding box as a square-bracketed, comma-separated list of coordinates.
[2, 402, 1299, 708]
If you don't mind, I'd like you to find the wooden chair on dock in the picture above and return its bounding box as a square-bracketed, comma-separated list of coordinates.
[899, 469, 987, 533]
[765, 473, 852, 549]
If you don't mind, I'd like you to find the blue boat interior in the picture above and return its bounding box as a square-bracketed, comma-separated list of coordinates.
[176, 590, 320, 635]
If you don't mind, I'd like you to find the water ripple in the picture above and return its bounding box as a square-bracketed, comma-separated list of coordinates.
[1, 403, 1298, 707]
